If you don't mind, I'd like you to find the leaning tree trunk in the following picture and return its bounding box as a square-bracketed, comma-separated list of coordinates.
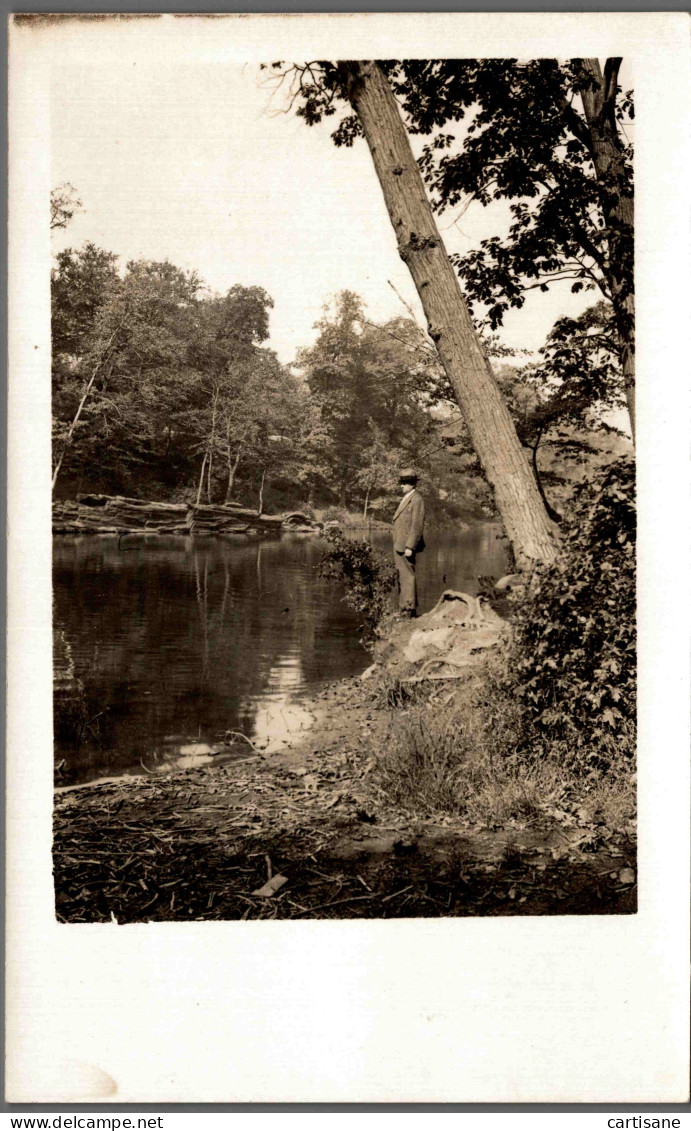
[196, 452, 208, 507]
[343, 61, 558, 568]
[51, 328, 118, 491]
[578, 58, 635, 441]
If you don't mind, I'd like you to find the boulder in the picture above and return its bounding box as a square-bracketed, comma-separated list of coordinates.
[375, 589, 508, 683]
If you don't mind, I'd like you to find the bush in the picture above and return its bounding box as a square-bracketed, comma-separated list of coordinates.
[319, 528, 396, 645]
[510, 457, 635, 771]
[321, 505, 350, 524]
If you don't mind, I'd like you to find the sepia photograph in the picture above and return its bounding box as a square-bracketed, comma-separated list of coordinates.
[7, 12, 689, 1104]
[48, 41, 637, 924]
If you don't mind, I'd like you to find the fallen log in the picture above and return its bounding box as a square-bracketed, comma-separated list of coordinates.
[54, 494, 298, 537]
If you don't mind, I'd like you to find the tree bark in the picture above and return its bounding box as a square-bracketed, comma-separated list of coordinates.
[206, 448, 213, 504]
[342, 62, 559, 568]
[530, 441, 562, 525]
[578, 58, 635, 441]
[207, 386, 219, 503]
[196, 452, 207, 508]
[257, 468, 266, 516]
[225, 450, 241, 504]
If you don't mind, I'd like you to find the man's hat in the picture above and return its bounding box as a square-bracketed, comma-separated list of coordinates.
[399, 467, 419, 485]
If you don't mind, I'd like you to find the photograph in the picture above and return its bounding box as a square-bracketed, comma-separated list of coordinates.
[8, 10, 690, 1106]
[48, 40, 637, 924]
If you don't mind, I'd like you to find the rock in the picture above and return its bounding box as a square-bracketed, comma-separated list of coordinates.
[404, 626, 454, 664]
[375, 587, 507, 684]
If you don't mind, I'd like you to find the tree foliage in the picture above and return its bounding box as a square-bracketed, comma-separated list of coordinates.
[51, 234, 625, 523]
[296, 290, 445, 507]
[267, 57, 635, 433]
[51, 247, 301, 500]
[50, 182, 84, 231]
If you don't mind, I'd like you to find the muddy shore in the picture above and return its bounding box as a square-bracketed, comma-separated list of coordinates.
[53, 670, 636, 923]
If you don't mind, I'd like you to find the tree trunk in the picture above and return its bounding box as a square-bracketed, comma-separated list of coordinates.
[338, 472, 348, 509]
[206, 448, 213, 504]
[363, 483, 371, 519]
[51, 329, 118, 491]
[530, 441, 562, 525]
[207, 387, 219, 503]
[196, 452, 207, 507]
[578, 58, 635, 441]
[225, 450, 241, 504]
[257, 468, 266, 516]
[343, 61, 559, 568]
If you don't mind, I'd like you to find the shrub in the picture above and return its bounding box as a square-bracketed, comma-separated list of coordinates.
[321, 505, 350, 524]
[510, 457, 636, 771]
[319, 528, 396, 644]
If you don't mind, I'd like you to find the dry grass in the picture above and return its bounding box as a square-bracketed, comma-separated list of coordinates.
[366, 665, 636, 833]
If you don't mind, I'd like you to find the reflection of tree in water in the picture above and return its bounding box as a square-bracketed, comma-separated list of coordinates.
[52, 534, 366, 781]
[53, 528, 508, 783]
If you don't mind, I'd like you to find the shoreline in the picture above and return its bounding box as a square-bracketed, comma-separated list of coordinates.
[52, 493, 396, 537]
[54, 643, 636, 922]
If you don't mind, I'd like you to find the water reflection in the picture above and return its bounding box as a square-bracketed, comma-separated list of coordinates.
[53, 525, 507, 786]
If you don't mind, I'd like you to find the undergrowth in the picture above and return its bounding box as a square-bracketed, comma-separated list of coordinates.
[367, 666, 635, 832]
[510, 457, 636, 773]
[319, 528, 396, 646]
[358, 460, 636, 834]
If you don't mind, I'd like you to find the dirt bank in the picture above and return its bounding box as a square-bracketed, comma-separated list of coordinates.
[53, 669, 636, 923]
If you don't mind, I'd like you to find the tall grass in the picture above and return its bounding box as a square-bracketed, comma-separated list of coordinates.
[366, 665, 636, 831]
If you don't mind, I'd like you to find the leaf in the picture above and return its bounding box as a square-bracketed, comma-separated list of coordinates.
[618, 867, 635, 886]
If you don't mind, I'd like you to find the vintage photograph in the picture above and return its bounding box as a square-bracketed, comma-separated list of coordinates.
[50, 44, 636, 923]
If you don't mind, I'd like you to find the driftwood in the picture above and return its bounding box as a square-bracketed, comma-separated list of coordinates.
[53, 494, 309, 537]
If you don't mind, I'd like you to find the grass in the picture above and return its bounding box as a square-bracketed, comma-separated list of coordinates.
[365, 662, 636, 834]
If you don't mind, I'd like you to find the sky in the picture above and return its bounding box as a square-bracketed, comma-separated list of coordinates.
[51, 58, 600, 366]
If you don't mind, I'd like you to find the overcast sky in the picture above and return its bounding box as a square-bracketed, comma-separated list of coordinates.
[51, 58, 602, 365]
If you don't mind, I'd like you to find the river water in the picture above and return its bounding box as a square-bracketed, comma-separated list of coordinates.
[53, 525, 508, 786]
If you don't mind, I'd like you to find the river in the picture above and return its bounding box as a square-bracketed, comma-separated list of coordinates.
[53, 524, 508, 786]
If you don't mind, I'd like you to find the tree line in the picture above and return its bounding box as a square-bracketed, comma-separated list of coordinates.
[50, 240, 476, 515]
[52, 238, 627, 526]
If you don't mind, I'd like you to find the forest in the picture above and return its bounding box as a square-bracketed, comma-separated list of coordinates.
[51, 230, 629, 526]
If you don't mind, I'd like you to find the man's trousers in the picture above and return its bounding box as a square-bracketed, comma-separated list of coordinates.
[394, 550, 417, 613]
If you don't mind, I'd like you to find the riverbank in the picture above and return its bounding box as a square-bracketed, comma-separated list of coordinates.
[52, 494, 395, 537]
[53, 601, 636, 922]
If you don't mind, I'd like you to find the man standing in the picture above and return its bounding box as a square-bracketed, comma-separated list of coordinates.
[392, 468, 426, 617]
